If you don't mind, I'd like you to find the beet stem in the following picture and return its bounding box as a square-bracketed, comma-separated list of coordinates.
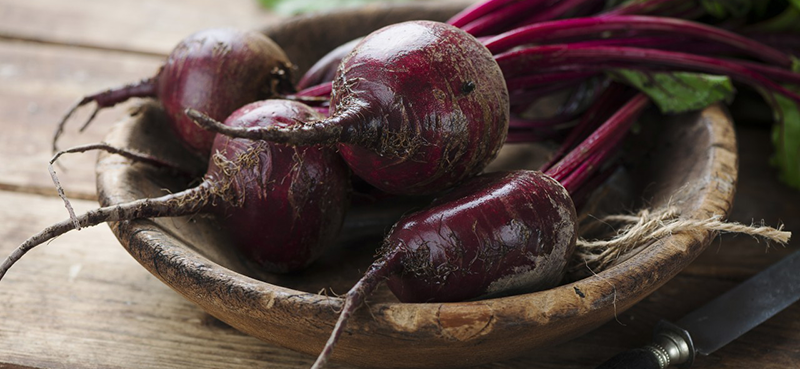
[52, 77, 158, 153]
[603, 0, 691, 17]
[447, 0, 519, 28]
[460, 0, 550, 36]
[295, 82, 334, 98]
[484, 15, 793, 67]
[518, 0, 603, 28]
[540, 83, 629, 172]
[311, 253, 397, 369]
[546, 93, 650, 194]
[495, 45, 800, 103]
[0, 182, 212, 282]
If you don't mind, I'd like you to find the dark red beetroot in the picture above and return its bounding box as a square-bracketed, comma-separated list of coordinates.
[383, 171, 577, 302]
[54, 28, 294, 157]
[205, 100, 350, 271]
[190, 21, 509, 195]
[2, 99, 349, 277]
[310, 170, 577, 368]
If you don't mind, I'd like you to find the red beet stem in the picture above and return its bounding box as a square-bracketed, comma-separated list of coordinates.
[52, 77, 158, 153]
[734, 60, 800, 86]
[457, 0, 549, 36]
[568, 162, 620, 209]
[517, 0, 603, 28]
[495, 44, 800, 103]
[506, 70, 599, 91]
[748, 33, 800, 54]
[0, 182, 212, 282]
[484, 15, 794, 67]
[296, 82, 334, 98]
[447, 0, 519, 28]
[311, 252, 398, 369]
[540, 83, 631, 172]
[603, 0, 692, 17]
[546, 93, 650, 195]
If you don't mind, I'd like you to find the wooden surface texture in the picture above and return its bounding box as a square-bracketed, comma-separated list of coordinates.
[0, 1, 798, 368]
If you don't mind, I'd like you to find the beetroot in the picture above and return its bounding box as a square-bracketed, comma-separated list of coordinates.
[190, 21, 509, 195]
[205, 100, 350, 271]
[382, 171, 578, 302]
[310, 170, 577, 368]
[2, 100, 349, 277]
[53, 28, 295, 156]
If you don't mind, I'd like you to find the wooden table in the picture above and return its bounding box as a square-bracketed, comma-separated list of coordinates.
[0, 1, 798, 368]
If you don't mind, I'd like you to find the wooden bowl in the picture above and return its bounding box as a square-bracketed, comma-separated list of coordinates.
[95, 3, 738, 368]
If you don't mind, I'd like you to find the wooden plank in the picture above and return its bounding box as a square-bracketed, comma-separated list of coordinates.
[0, 40, 163, 199]
[0, 0, 280, 56]
[0, 191, 345, 369]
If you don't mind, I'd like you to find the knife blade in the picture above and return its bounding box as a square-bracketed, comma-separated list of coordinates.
[596, 248, 800, 369]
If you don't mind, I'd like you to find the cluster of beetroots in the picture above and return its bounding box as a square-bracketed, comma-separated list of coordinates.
[4, 0, 800, 367]
[1, 21, 584, 368]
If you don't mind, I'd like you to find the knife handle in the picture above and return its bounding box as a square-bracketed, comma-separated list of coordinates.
[596, 320, 695, 369]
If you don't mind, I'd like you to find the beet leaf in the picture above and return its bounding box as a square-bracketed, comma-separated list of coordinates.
[610, 70, 735, 113]
[768, 86, 800, 189]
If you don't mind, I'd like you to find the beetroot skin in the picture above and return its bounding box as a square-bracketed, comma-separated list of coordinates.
[332, 21, 509, 194]
[204, 100, 350, 272]
[382, 170, 578, 302]
[2, 100, 350, 279]
[54, 28, 295, 157]
[159, 29, 294, 155]
[310, 170, 577, 369]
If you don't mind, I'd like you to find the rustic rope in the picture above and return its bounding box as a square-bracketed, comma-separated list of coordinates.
[574, 206, 792, 271]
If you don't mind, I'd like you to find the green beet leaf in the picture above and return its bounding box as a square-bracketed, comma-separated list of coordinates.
[767, 89, 800, 189]
[610, 69, 735, 114]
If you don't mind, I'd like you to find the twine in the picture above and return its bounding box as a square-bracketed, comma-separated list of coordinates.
[573, 206, 792, 272]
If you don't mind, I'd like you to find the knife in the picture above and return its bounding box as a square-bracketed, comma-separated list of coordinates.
[597, 248, 800, 369]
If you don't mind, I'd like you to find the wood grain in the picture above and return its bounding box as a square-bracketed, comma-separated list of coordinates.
[0, 191, 353, 369]
[0, 0, 278, 56]
[0, 40, 162, 199]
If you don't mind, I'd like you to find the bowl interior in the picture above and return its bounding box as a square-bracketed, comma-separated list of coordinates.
[94, 4, 738, 368]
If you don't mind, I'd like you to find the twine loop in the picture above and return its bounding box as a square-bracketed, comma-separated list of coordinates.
[573, 206, 792, 272]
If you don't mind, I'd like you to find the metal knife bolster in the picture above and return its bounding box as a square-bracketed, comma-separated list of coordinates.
[596, 321, 695, 369]
[649, 321, 695, 368]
